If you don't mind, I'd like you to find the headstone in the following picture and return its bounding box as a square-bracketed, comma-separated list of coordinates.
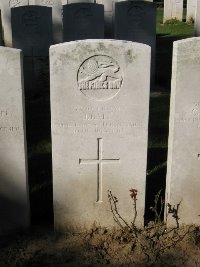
[114, 1, 156, 82]
[166, 37, 200, 226]
[29, 0, 63, 43]
[12, 6, 52, 56]
[163, 0, 183, 22]
[187, 0, 197, 22]
[64, 0, 117, 38]
[63, 3, 104, 41]
[195, 1, 200, 36]
[0, 0, 28, 47]
[50, 40, 151, 231]
[11, 6, 53, 98]
[0, 47, 30, 235]
[96, 0, 153, 38]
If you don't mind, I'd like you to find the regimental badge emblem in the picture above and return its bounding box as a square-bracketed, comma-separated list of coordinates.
[77, 55, 123, 101]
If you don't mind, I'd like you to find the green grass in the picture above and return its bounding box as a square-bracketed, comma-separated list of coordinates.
[156, 8, 194, 37]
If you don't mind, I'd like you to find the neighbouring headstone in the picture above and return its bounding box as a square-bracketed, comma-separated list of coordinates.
[0, 47, 30, 235]
[195, 0, 200, 36]
[11, 6, 53, 97]
[114, 1, 156, 82]
[163, 0, 183, 22]
[0, 0, 28, 47]
[187, 0, 197, 22]
[63, 3, 104, 41]
[166, 37, 200, 226]
[29, 0, 62, 43]
[100, 0, 154, 38]
[50, 40, 151, 231]
[12, 6, 52, 56]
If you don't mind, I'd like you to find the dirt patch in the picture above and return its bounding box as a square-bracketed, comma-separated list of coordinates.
[0, 225, 200, 267]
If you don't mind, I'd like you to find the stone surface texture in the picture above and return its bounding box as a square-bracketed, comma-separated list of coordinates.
[50, 39, 150, 232]
[166, 37, 200, 226]
[0, 47, 30, 235]
[63, 3, 104, 41]
[163, 0, 183, 22]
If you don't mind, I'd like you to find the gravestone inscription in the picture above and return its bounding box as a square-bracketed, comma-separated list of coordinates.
[0, 47, 30, 235]
[114, 1, 156, 82]
[166, 38, 200, 225]
[63, 3, 104, 41]
[50, 39, 151, 231]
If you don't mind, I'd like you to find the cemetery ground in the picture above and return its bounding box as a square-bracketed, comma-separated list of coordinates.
[1, 8, 200, 267]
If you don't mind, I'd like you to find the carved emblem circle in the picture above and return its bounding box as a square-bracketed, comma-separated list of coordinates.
[77, 55, 123, 101]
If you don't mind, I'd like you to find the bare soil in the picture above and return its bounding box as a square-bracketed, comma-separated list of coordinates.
[0, 224, 200, 267]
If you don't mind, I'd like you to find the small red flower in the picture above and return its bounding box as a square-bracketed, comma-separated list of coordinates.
[130, 189, 138, 200]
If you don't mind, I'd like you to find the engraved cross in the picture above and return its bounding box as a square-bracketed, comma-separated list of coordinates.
[79, 138, 120, 203]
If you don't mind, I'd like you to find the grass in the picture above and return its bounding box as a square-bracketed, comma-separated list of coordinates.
[156, 8, 194, 37]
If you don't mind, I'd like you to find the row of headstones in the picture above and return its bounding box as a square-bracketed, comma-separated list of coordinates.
[0, 0, 153, 47]
[0, 37, 200, 235]
[10, 2, 156, 51]
[2, 1, 156, 98]
[164, 0, 200, 24]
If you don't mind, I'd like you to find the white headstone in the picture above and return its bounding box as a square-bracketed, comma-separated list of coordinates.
[29, 0, 63, 43]
[50, 40, 150, 231]
[0, 0, 28, 47]
[186, 0, 197, 22]
[195, 0, 200, 36]
[166, 37, 200, 225]
[163, 0, 183, 22]
[0, 46, 30, 235]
